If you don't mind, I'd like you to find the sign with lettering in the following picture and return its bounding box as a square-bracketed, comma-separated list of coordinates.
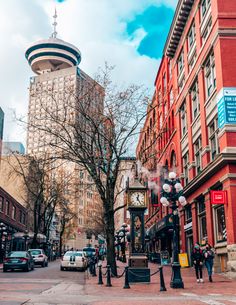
[210, 190, 227, 204]
[217, 88, 236, 128]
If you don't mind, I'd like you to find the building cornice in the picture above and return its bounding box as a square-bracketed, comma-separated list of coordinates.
[164, 0, 194, 58]
[184, 152, 236, 196]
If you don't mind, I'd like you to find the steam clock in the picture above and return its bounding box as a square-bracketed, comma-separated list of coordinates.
[126, 178, 150, 283]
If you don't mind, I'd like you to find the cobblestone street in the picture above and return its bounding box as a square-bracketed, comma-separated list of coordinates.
[0, 260, 236, 305]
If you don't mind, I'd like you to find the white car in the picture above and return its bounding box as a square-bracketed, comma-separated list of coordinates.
[60, 251, 87, 271]
[28, 249, 48, 267]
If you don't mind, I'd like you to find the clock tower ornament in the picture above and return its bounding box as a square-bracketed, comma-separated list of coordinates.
[126, 173, 150, 283]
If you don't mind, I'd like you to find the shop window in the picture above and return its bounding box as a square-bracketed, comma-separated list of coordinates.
[180, 101, 187, 137]
[190, 80, 200, 120]
[204, 52, 216, 98]
[214, 205, 227, 242]
[208, 118, 219, 161]
[194, 137, 202, 174]
[0, 197, 3, 212]
[197, 197, 207, 242]
[183, 152, 189, 185]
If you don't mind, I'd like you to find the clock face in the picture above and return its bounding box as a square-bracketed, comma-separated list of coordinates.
[130, 191, 145, 207]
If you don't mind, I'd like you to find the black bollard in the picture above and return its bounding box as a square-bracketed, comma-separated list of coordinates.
[106, 265, 112, 287]
[93, 262, 97, 277]
[123, 266, 130, 289]
[159, 266, 167, 291]
[98, 265, 103, 285]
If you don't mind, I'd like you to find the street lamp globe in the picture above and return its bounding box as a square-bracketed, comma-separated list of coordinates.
[160, 197, 170, 206]
[163, 183, 171, 193]
[178, 196, 186, 205]
[169, 172, 177, 180]
[174, 182, 183, 192]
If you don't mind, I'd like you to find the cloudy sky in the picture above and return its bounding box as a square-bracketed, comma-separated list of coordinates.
[0, 0, 177, 146]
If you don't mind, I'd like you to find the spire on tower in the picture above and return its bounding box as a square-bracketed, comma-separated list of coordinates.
[52, 8, 58, 38]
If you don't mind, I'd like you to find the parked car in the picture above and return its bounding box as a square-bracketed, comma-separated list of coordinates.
[3, 251, 34, 272]
[28, 249, 48, 267]
[60, 251, 87, 271]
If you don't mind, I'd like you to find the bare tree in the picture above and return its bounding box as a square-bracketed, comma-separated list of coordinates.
[4, 153, 74, 248]
[23, 65, 150, 274]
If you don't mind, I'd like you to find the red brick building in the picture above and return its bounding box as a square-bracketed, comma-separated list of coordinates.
[137, 0, 236, 272]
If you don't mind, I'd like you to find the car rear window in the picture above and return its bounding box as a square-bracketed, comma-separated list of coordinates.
[83, 248, 95, 253]
[74, 252, 83, 256]
[29, 250, 41, 255]
[8, 252, 27, 258]
[64, 252, 75, 256]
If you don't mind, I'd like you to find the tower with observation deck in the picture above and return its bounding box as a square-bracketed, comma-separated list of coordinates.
[25, 10, 104, 250]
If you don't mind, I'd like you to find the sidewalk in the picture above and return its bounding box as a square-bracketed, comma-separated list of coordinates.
[84, 260, 236, 305]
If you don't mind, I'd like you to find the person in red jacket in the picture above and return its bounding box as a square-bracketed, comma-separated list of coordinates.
[191, 243, 204, 283]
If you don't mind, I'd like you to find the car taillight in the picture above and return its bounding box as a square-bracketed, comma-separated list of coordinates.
[20, 258, 28, 262]
[3, 258, 10, 263]
[82, 257, 84, 262]
[38, 255, 44, 258]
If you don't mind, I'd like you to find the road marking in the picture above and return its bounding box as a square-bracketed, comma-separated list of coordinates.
[201, 300, 226, 305]
[181, 293, 198, 296]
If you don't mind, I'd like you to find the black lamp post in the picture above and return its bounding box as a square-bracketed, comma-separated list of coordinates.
[0, 223, 7, 262]
[160, 171, 186, 289]
[23, 230, 30, 251]
[115, 231, 120, 260]
[119, 223, 128, 263]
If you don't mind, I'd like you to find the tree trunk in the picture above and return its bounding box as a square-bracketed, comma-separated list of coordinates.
[105, 207, 117, 276]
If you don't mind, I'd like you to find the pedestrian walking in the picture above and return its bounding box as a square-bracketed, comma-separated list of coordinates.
[203, 243, 215, 282]
[191, 243, 204, 283]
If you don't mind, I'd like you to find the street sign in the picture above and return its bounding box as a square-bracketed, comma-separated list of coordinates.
[210, 190, 227, 204]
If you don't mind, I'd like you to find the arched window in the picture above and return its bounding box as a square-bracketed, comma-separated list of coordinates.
[170, 151, 177, 170]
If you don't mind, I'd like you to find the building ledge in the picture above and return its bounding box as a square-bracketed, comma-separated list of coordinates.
[164, 0, 194, 58]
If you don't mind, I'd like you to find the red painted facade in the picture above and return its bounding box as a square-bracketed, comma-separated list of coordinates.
[137, 0, 236, 272]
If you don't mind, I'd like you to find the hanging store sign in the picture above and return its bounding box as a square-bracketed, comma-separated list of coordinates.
[210, 190, 227, 204]
[217, 88, 236, 128]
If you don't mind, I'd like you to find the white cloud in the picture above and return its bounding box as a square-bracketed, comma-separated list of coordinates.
[0, 0, 176, 145]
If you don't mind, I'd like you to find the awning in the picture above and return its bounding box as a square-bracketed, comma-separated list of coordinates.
[156, 214, 174, 233]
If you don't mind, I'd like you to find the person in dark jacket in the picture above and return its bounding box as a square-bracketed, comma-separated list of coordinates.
[191, 243, 204, 283]
[203, 243, 215, 282]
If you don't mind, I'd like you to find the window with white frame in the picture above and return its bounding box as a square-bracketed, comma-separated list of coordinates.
[208, 118, 219, 160]
[169, 88, 174, 105]
[178, 50, 184, 75]
[183, 152, 189, 185]
[168, 61, 172, 79]
[163, 73, 167, 94]
[0, 197, 3, 212]
[202, 18, 212, 44]
[201, 0, 211, 19]
[191, 80, 200, 120]
[194, 137, 202, 174]
[12, 206, 16, 219]
[185, 204, 192, 223]
[180, 101, 187, 137]
[188, 22, 196, 49]
[205, 52, 216, 98]
[214, 204, 227, 242]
